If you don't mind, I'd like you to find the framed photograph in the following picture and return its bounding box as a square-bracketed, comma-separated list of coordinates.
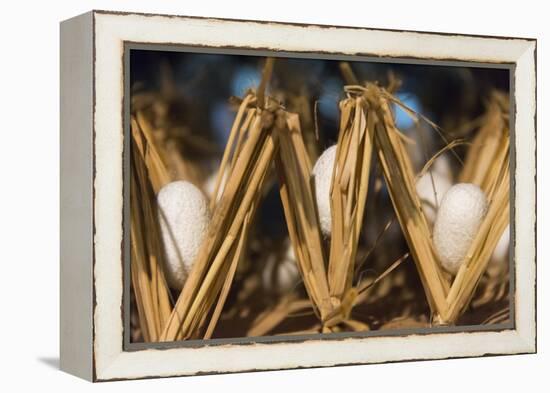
[60, 10, 536, 382]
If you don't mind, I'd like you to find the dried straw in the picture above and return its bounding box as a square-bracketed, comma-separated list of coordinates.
[337, 65, 510, 325]
[129, 117, 173, 342]
[160, 59, 280, 341]
[440, 91, 510, 323]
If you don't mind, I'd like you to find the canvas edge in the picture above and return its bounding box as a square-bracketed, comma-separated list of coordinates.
[511, 39, 537, 354]
[59, 11, 95, 382]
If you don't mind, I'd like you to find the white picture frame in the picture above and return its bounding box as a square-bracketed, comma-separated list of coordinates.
[60, 10, 536, 382]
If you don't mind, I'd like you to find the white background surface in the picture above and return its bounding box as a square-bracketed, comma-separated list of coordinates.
[0, 0, 546, 391]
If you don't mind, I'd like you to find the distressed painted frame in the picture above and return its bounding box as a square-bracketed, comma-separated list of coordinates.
[60, 10, 536, 382]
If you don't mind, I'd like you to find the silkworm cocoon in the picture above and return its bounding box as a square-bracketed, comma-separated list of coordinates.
[433, 183, 488, 275]
[491, 224, 510, 265]
[262, 243, 300, 294]
[312, 145, 337, 236]
[157, 181, 211, 290]
[416, 155, 453, 225]
[416, 171, 452, 225]
[203, 167, 229, 204]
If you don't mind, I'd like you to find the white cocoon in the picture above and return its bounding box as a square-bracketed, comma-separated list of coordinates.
[262, 243, 300, 294]
[433, 183, 488, 275]
[203, 167, 228, 204]
[416, 171, 452, 225]
[416, 155, 453, 225]
[157, 180, 211, 290]
[491, 224, 510, 265]
[312, 145, 337, 236]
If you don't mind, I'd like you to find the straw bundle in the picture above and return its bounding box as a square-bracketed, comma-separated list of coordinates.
[160, 59, 281, 341]
[273, 100, 376, 331]
[442, 91, 510, 323]
[326, 96, 374, 309]
[129, 116, 173, 342]
[249, 81, 397, 336]
[341, 79, 510, 325]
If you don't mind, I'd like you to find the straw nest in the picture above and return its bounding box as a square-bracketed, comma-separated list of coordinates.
[129, 59, 510, 342]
